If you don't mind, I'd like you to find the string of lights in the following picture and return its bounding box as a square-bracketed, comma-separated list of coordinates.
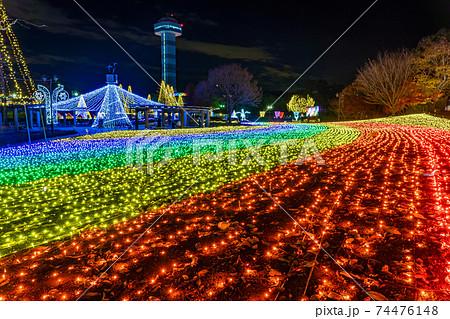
[0, 124, 323, 185]
[0, 115, 449, 301]
[0, 1, 35, 101]
[0, 124, 358, 258]
[50, 84, 165, 128]
[0, 119, 448, 300]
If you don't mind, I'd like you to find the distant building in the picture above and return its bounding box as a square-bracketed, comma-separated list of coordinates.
[154, 17, 183, 91]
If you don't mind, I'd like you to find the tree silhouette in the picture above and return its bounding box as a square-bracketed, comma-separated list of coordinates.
[195, 64, 262, 123]
[355, 50, 416, 115]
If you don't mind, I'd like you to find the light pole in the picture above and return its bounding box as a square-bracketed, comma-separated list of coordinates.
[42, 75, 58, 133]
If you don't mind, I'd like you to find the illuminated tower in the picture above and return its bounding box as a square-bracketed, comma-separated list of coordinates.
[154, 16, 182, 90]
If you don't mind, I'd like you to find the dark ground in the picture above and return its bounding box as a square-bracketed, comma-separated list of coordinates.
[0, 127, 77, 147]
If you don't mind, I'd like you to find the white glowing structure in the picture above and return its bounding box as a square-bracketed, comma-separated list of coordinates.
[53, 85, 163, 128]
[76, 95, 89, 119]
[236, 108, 250, 121]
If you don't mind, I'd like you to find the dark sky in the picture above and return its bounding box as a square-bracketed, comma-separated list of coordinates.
[3, 0, 450, 97]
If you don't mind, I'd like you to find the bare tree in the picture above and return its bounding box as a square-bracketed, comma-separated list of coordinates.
[355, 50, 415, 115]
[195, 64, 262, 123]
[193, 80, 211, 105]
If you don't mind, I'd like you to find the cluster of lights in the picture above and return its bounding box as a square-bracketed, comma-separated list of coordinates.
[60, 125, 265, 141]
[0, 124, 323, 186]
[0, 124, 358, 258]
[1, 120, 449, 300]
[1, 122, 444, 301]
[360, 113, 450, 130]
[0, 2, 36, 101]
[0, 156, 334, 300]
[3, 116, 448, 300]
[50, 84, 163, 128]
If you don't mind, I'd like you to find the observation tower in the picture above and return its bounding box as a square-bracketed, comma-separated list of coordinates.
[154, 16, 182, 90]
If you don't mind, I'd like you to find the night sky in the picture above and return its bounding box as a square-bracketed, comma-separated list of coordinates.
[4, 0, 450, 98]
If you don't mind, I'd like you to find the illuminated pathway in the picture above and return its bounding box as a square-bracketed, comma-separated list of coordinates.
[0, 122, 449, 300]
[348, 122, 450, 300]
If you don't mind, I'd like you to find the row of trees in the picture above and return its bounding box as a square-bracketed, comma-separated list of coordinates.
[189, 65, 335, 121]
[331, 29, 450, 119]
[155, 30, 449, 122]
[190, 67, 341, 121]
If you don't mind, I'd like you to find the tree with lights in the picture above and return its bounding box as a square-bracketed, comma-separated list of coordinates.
[158, 81, 178, 106]
[177, 94, 184, 107]
[287, 94, 315, 113]
[415, 30, 450, 108]
[0, 1, 36, 100]
[195, 64, 262, 123]
[75, 94, 88, 120]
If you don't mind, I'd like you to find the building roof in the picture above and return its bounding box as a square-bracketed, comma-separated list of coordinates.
[157, 17, 180, 24]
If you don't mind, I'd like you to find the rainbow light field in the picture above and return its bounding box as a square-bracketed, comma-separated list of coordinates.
[0, 116, 449, 301]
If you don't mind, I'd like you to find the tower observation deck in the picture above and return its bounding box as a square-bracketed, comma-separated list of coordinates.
[154, 17, 182, 90]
